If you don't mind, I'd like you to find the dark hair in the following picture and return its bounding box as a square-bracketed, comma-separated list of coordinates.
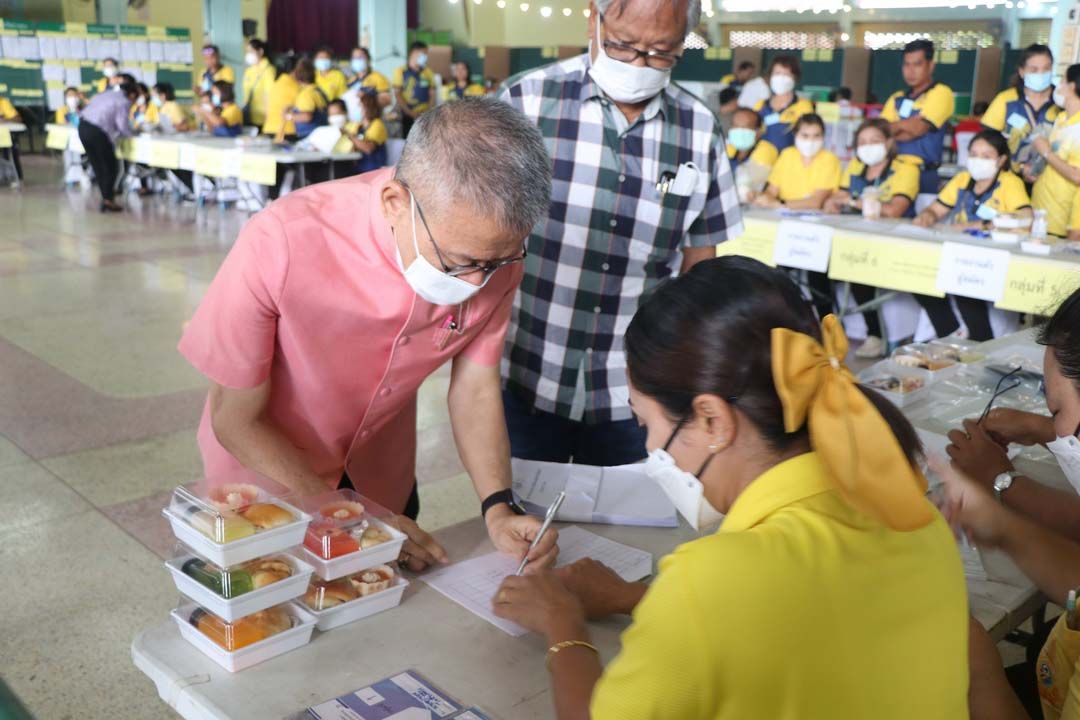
[315, 45, 334, 57]
[1067, 63, 1080, 90]
[1038, 286, 1080, 391]
[831, 86, 852, 101]
[118, 81, 138, 98]
[136, 82, 149, 95]
[972, 101, 989, 116]
[248, 38, 267, 54]
[625, 257, 818, 451]
[410, 41, 429, 53]
[737, 60, 755, 72]
[103, 57, 118, 66]
[278, 52, 298, 75]
[117, 73, 138, 87]
[733, 105, 761, 127]
[1013, 43, 1053, 93]
[153, 82, 176, 101]
[767, 54, 801, 84]
[453, 59, 472, 75]
[969, 128, 1009, 159]
[902, 39, 934, 61]
[853, 117, 894, 161]
[353, 46, 371, 60]
[294, 56, 316, 84]
[360, 91, 379, 120]
[203, 43, 220, 55]
[212, 80, 235, 103]
[64, 86, 80, 95]
[328, 99, 347, 113]
[793, 112, 825, 134]
[718, 87, 739, 106]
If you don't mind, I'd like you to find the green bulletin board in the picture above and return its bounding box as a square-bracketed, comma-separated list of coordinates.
[673, 48, 733, 83]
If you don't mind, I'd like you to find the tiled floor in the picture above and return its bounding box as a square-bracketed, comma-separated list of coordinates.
[0, 155, 475, 719]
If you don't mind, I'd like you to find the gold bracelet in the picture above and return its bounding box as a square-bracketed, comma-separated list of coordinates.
[546, 640, 599, 670]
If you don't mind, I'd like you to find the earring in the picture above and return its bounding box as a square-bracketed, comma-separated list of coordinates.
[708, 439, 725, 453]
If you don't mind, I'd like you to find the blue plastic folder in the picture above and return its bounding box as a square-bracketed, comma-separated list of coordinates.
[300, 669, 492, 719]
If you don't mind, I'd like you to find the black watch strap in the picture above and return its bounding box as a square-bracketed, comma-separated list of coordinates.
[481, 488, 526, 517]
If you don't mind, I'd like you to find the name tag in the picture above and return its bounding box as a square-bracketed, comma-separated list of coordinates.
[418, 80, 429, 88]
[898, 98, 915, 118]
[1007, 112, 1029, 130]
[764, 112, 781, 126]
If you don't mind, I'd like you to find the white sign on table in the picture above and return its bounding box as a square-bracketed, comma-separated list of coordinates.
[773, 219, 834, 272]
[935, 241, 1011, 302]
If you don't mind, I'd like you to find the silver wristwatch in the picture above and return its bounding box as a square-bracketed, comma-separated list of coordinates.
[993, 471, 1021, 503]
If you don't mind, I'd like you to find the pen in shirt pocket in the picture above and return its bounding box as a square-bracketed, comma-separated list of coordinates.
[442, 315, 458, 331]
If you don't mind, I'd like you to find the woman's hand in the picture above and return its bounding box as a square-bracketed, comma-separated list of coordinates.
[933, 456, 1011, 549]
[1032, 136, 1051, 159]
[822, 194, 848, 215]
[753, 194, 780, 209]
[913, 210, 936, 227]
[554, 559, 646, 619]
[946, 419, 1014, 488]
[982, 408, 1056, 447]
[492, 571, 586, 640]
[384, 515, 449, 572]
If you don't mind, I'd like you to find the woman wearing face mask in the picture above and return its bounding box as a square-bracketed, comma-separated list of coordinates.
[753, 55, 814, 155]
[491, 256, 968, 719]
[314, 46, 348, 102]
[329, 95, 388, 173]
[945, 286, 1080, 546]
[824, 118, 920, 358]
[55, 87, 83, 126]
[193, 81, 243, 138]
[345, 47, 392, 109]
[151, 82, 191, 134]
[982, 44, 1058, 184]
[753, 113, 840, 210]
[128, 83, 158, 134]
[95, 57, 119, 94]
[1032, 64, 1080, 238]
[241, 39, 276, 128]
[196, 44, 235, 97]
[286, 57, 330, 141]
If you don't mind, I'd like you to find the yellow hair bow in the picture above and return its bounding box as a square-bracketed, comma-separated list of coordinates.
[771, 315, 932, 531]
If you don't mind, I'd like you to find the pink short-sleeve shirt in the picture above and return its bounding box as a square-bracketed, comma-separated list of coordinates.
[179, 167, 523, 512]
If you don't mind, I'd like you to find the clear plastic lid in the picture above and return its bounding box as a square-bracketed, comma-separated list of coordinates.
[166, 478, 300, 545]
[863, 373, 926, 395]
[926, 338, 985, 365]
[300, 489, 396, 561]
[184, 601, 298, 652]
[302, 564, 397, 611]
[891, 343, 958, 372]
[173, 548, 298, 599]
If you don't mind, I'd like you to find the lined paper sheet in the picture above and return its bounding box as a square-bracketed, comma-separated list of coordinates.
[421, 526, 654, 636]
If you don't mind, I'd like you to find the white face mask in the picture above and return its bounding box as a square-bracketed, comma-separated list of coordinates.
[328, 114, 346, 129]
[588, 19, 672, 105]
[245, 52, 258, 66]
[1054, 85, 1067, 107]
[795, 137, 823, 158]
[856, 142, 888, 167]
[65, 96, 80, 111]
[966, 156, 999, 182]
[397, 190, 489, 306]
[769, 73, 795, 96]
[644, 424, 723, 531]
[103, 66, 117, 78]
[1047, 428, 1080, 495]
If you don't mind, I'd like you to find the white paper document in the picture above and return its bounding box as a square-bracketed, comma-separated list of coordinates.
[421, 526, 654, 636]
[511, 458, 678, 527]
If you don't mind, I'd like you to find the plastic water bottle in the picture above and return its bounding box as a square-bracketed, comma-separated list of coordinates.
[1030, 208, 1048, 241]
[861, 186, 882, 219]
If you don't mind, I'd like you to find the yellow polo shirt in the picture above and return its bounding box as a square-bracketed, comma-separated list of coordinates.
[294, 84, 328, 114]
[158, 100, 189, 132]
[726, 140, 778, 169]
[880, 82, 955, 167]
[332, 118, 388, 154]
[316, 68, 349, 102]
[219, 103, 243, 128]
[841, 156, 921, 203]
[242, 58, 277, 128]
[1032, 110, 1080, 236]
[590, 452, 968, 720]
[128, 102, 160, 131]
[767, 146, 841, 203]
[443, 82, 485, 102]
[937, 169, 1031, 223]
[263, 73, 300, 136]
[351, 69, 391, 96]
[393, 66, 437, 113]
[1068, 189, 1080, 232]
[0, 97, 19, 121]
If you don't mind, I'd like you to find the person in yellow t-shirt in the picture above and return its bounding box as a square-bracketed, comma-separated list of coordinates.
[263, 57, 301, 139]
[394, 41, 436, 136]
[241, 38, 277, 128]
[288, 57, 329, 140]
[880, 38, 956, 194]
[328, 95, 388, 173]
[152, 83, 191, 133]
[1068, 188, 1080, 241]
[981, 43, 1059, 178]
[752, 55, 814, 155]
[754, 113, 840, 209]
[54, 87, 84, 125]
[725, 107, 776, 203]
[345, 46, 392, 108]
[443, 61, 485, 102]
[192, 81, 243, 137]
[913, 129, 1029, 341]
[196, 44, 235, 95]
[314, 46, 348, 102]
[490, 256, 969, 720]
[129, 83, 160, 132]
[94, 57, 120, 95]
[1032, 64, 1080, 238]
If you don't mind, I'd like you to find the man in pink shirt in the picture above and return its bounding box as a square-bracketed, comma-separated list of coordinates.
[179, 98, 557, 572]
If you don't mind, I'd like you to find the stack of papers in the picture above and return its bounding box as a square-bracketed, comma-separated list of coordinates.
[511, 458, 677, 527]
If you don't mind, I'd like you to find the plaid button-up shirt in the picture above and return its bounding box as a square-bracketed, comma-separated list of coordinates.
[499, 54, 743, 424]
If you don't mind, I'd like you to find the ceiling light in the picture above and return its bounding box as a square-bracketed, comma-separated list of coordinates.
[540, 5, 552, 16]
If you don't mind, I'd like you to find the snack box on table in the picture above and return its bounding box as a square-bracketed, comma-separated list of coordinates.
[165, 549, 314, 622]
[858, 360, 932, 408]
[294, 489, 407, 581]
[162, 479, 312, 567]
[889, 343, 965, 382]
[172, 601, 316, 673]
[301, 564, 409, 631]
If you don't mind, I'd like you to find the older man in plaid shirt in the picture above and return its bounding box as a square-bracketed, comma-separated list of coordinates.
[498, 0, 743, 466]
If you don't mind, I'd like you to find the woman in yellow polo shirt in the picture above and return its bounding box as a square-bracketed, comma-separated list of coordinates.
[193, 81, 243, 138]
[982, 43, 1058, 179]
[443, 60, 486, 102]
[752, 54, 814, 155]
[55, 87, 83, 125]
[263, 56, 300, 140]
[492, 256, 968, 720]
[754, 113, 840, 209]
[345, 47, 392, 109]
[151, 83, 191, 133]
[913, 129, 1030, 341]
[287, 57, 328, 140]
[314, 46, 348, 102]
[1032, 63, 1080, 238]
[241, 38, 276, 128]
[328, 94, 387, 173]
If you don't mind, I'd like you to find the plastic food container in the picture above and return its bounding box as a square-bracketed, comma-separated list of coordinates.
[991, 213, 1032, 230]
[890, 343, 961, 382]
[302, 565, 408, 631]
[172, 601, 316, 673]
[858, 360, 932, 408]
[162, 479, 312, 567]
[926, 338, 985, 365]
[165, 550, 314, 622]
[296, 489, 407, 581]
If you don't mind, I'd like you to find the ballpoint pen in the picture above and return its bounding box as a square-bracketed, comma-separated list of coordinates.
[515, 491, 565, 576]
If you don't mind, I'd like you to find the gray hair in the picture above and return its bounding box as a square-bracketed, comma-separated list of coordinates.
[594, 0, 701, 36]
[395, 97, 552, 237]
